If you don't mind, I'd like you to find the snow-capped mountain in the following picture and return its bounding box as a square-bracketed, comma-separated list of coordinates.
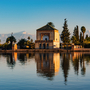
[0, 31, 35, 44]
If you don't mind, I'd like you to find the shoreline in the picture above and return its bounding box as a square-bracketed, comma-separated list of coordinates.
[0, 48, 90, 53]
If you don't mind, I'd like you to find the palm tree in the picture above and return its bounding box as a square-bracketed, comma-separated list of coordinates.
[81, 26, 86, 42]
[6, 36, 16, 49]
[31, 39, 33, 43]
[27, 36, 30, 41]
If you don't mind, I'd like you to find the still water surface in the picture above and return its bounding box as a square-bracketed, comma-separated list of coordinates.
[0, 52, 90, 90]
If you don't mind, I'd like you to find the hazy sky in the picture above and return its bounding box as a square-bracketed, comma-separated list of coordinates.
[0, 0, 90, 35]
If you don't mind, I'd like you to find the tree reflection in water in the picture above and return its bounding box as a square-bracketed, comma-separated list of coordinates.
[6, 53, 16, 69]
[61, 52, 90, 84]
[1, 52, 90, 84]
[61, 53, 70, 85]
[0, 52, 35, 68]
[18, 53, 35, 65]
[71, 52, 79, 75]
[71, 52, 86, 76]
[18, 53, 27, 65]
[81, 54, 86, 75]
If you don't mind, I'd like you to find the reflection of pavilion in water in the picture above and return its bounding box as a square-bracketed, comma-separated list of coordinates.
[35, 53, 60, 80]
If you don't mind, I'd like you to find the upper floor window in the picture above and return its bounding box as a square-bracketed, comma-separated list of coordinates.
[43, 35, 49, 40]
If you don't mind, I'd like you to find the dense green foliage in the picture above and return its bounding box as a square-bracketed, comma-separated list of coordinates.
[6, 36, 16, 43]
[17, 38, 35, 49]
[71, 36, 77, 43]
[85, 37, 90, 41]
[85, 34, 88, 39]
[0, 43, 11, 50]
[61, 19, 70, 44]
[24, 40, 35, 49]
[71, 25, 87, 46]
[18, 39, 27, 45]
[17, 39, 27, 49]
[6, 35, 16, 49]
[73, 26, 79, 41]
[71, 25, 80, 44]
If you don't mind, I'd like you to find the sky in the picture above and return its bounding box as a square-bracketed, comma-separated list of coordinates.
[0, 0, 90, 35]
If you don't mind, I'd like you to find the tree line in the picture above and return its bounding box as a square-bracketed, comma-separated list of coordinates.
[0, 36, 35, 50]
[60, 19, 90, 48]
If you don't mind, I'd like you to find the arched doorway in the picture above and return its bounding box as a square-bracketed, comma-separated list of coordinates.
[39, 44, 41, 49]
[47, 44, 49, 49]
[43, 35, 49, 41]
[43, 43, 45, 49]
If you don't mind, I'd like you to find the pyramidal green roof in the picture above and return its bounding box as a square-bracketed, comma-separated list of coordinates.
[37, 24, 58, 31]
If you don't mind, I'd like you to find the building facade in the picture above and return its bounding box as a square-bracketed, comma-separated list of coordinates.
[35, 24, 60, 49]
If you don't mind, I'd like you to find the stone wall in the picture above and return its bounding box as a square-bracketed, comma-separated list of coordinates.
[53, 41, 60, 48]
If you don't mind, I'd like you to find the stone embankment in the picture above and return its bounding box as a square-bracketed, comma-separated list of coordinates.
[0, 48, 90, 52]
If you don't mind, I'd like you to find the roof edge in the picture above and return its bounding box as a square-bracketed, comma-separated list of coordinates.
[36, 24, 58, 31]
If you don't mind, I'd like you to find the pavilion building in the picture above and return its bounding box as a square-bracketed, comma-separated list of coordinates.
[35, 24, 60, 49]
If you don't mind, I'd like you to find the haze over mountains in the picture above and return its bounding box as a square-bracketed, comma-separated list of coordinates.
[0, 31, 35, 44]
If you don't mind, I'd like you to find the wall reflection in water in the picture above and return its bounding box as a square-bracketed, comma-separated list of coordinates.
[35, 53, 60, 80]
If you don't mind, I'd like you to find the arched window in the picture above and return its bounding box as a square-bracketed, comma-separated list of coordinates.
[47, 44, 49, 49]
[43, 35, 49, 41]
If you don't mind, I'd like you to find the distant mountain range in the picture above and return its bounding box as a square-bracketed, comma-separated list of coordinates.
[0, 30, 89, 44]
[0, 31, 35, 44]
